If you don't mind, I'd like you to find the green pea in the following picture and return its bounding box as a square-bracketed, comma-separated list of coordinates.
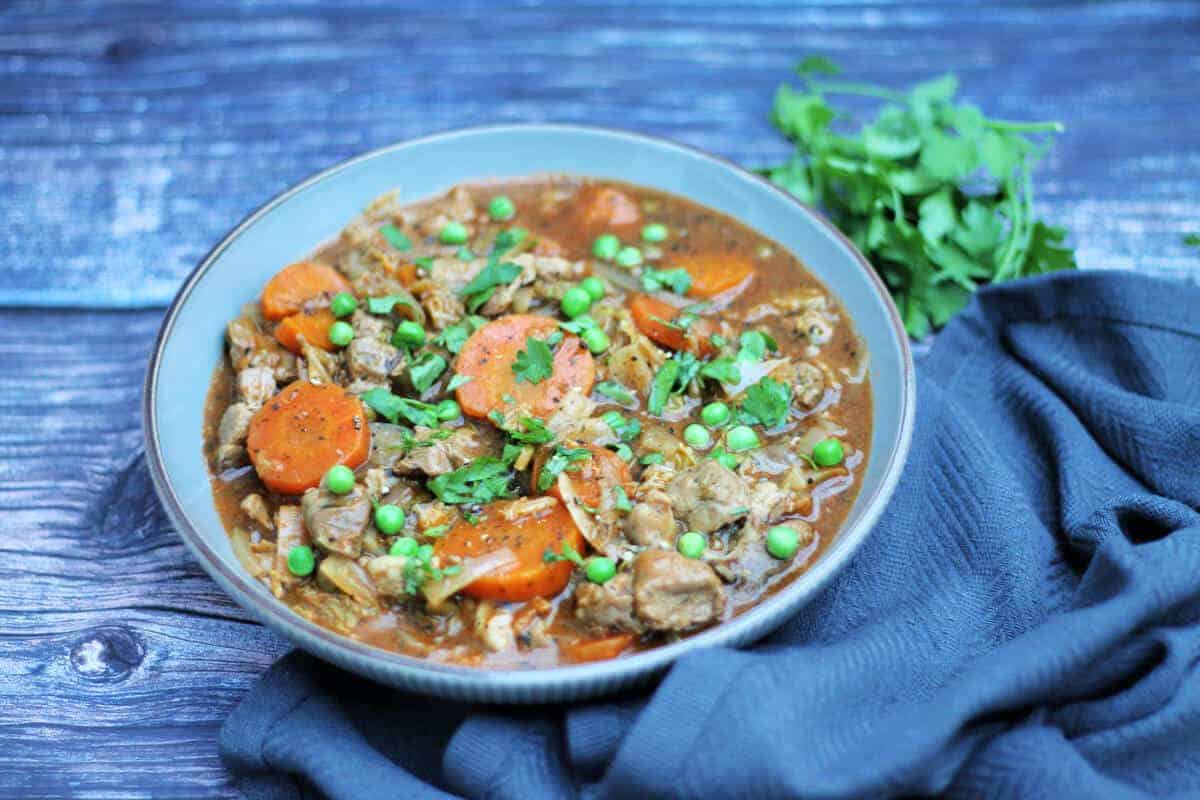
[726, 425, 760, 453]
[328, 321, 354, 347]
[393, 320, 426, 347]
[435, 399, 461, 421]
[389, 536, 419, 557]
[765, 525, 800, 560]
[812, 438, 844, 467]
[286, 545, 315, 576]
[585, 556, 617, 584]
[592, 233, 620, 261]
[581, 326, 610, 354]
[330, 292, 358, 318]
[561, 286, 592, 319]
[439, 221, 469, 245]
[374, 504, 405, 535]
[642, 223, 668, 243]
[701, 402, 731, 427]
[487, 195, 516, 221]
[614, 246, 643, 268]
[324, 464, 356, 495]
[677, 531, 707, 559]
[579, 275, 606, 301]
[683, 424, 711, 449]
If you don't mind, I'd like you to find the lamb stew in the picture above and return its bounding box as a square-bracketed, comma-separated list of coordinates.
[204, 176, 871, 668]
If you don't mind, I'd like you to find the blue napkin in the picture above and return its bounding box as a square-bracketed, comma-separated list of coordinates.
[220, 271, 1200, 799]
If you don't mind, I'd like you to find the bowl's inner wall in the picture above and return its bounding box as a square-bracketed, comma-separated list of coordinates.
[155, 126, 907, 635]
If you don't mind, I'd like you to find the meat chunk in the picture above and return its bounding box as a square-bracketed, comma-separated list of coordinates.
[418, 285, 465, 330]
[226, 316, 297, 381]
[346, 332, 401, 385]
[301, 485, 371, 558]
[575, 572, 644, 635]
[394, 426, 490, 476]
[793, 361, 825, 409]
[623, 492, 675, 549]
[270, 505, 309, 598]
[666, 460, 751, 534]
[240, 493, 274, 531]
[632, 550, 725, 631]
[236, 366, 277, 408]
[216, 401, 255, 466]
[366, 555, 410, 598]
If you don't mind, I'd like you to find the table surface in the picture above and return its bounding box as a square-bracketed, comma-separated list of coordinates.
[3, 1, 1198, 797]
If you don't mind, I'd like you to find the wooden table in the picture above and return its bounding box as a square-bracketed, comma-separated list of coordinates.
[3, 2, 1197, 797]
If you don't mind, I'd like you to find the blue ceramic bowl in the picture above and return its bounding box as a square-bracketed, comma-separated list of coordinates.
[144, 125, 915, 703]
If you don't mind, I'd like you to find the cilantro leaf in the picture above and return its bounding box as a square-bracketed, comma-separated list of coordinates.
[641, 267, 693, 295]
[434, 315, 485, 355]
[360, 388, 440, 428]
[647, 358, 680, 415]
[512, 336, 555, 384]
[1185, 233, 1200, 249]
[536, 446, 591, 491]
[765, 57, 1074, 337]
[379, 224, 412, 251]
[409, 352, 447, 393]
[594, 380, 635, 406]
[427, 458, 515, 505]
[445, 373, 473, 392]
[542, 541, 585, 567]
[699, 357, 741, 385]
[740, 377, 791, 428]
[459, 260, 522, 312]
[366, 295, 415, 316]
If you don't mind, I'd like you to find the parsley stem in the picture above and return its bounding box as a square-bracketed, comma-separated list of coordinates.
[802, 79, 907, 103]
[985, 119, 1065, 134]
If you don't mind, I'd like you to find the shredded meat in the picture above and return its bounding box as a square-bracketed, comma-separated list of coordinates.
[667, 460, 751, 534]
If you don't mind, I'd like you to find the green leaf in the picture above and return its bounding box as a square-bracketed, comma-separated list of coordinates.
[366, 295, 414, 316]
[594, 380, 635, 406]
[863, 107, 922, 160]
[501, 416, 556, 446]
[699, 357, 741, 385]
[772, 85, 835, 143]
[918, 132, 977, 182]
[740, 377, 791, 429]
[612, 486, 633, 512]
[952, 201, 1006, 258]
[795, 55, 840, 76]
[512, 336, 555, 385]
[434, 315, 485, 355]
[360, 388, 440, 428]
[459, 260, 522, 303]
[1027, 223, 1077, 273]
[647, 358, 679, 415]
[641, 267, 693, 295]
[427, 458, 515, 505]
[979, 129, 1023, 179]
[537, 446, 591, 491]
[640, 452, 665, 466]
[1184, 233, 1200, 249]
[446, 373, 473, 392]
[917, 188, 958, 243]
[409, 352, 447, 393]
[380, 224, 412, 251]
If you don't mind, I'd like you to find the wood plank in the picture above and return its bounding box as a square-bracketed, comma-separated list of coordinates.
[0, 309, 288, 799]
[1, 1, 1198, 306]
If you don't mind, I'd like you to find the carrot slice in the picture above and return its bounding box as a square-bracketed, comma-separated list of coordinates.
[455, 315, 595, 420]
[434, 499, 585, 602]
[393, 263, 420, 287]
[274, 308, 336, 354]
[246, 382, 370, 495]
[532, 443, 634, 508]
[560, 632, 637, 664]
[628, 293, 717, 357]
[678, 252, 755, 299]
[571, 185, 641, 236]
[261, 261, 352, 321]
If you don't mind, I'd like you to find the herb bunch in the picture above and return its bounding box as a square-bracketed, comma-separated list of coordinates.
[765, 57, 1076, 338]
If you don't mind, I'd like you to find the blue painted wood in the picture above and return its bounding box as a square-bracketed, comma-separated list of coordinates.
[2, 1, 1199, 797]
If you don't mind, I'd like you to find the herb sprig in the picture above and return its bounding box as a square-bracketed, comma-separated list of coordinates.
[765, 57, 1075, 338]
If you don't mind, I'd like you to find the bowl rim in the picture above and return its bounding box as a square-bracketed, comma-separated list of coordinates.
[143, 123, 915, 698]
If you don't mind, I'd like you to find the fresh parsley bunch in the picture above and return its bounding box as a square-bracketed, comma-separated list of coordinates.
[765, 56, 1076, 338]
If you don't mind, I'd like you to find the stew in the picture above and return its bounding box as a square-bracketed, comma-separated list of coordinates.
[203, 176, 871, 668]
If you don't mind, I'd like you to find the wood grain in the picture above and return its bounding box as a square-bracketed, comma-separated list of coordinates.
[2, 1, 1199, 797]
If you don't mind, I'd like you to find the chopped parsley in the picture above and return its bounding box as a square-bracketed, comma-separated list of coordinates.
[445, 373, 473, 392]
[495, 415, 556, 446]
[401, 545, 462, 595]
[542, 541, 585, 567]
[595, 380, 635, 406]
[699, 357, 741, 385]
[361, 388, 441, 428]
[740, 376, 791, 428]
[379, 224, 412, 251]
[641, 267, 693, 295]
[600, 410, 642, 442]
[459, 260, 522, 312]
[512, 336, 555, 384]
[559, 315, 598, 334]
[366, 294, 415, 315]
[647, 358, 679, 415]
[434, 315, 486, 354]
[456, 246, 475, 261]
[422, 523, 451, 539]
[640, 452, 666, 466]
[409, 352, 448, 393]
[612, 486, 633, 512]
[536, 446, 592, 492]
[427, 458, 516, 505]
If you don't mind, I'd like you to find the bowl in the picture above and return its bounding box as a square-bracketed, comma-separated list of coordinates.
[143, 124, 915, 703]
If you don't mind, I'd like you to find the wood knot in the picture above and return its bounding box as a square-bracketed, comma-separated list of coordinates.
[70, 626, 145, 682]
[104, 36, 149, 64]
